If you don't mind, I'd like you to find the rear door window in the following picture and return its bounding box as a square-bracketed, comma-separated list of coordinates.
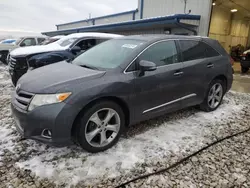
[179, 41, 205, 61]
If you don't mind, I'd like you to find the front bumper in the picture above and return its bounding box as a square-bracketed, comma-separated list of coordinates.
[11, 96, 78, 147]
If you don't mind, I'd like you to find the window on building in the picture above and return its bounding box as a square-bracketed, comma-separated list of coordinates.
[139, 41, 179, 67]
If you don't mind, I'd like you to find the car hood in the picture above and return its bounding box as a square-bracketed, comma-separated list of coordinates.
[0, 43, 16, 51]
[18, 61, 106, 93]
[10, 43, 67, 57]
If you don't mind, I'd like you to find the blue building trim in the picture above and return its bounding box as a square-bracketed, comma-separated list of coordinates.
[43, 14, 201, 36]
[56, 9, 138, 27]
[140, 0, 144, 19]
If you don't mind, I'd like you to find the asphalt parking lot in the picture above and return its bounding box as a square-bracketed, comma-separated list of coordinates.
[0, 63, 250, 188]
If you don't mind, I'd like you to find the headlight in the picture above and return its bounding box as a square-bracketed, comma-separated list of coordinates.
[28, 92, 71, 111]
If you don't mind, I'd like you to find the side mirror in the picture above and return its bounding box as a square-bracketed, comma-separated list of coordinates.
[139, 60, 157, 72]
[71, 46, 81, 54]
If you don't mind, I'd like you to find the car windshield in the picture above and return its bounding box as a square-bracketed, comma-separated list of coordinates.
[72, 39, 145, 69]
[57, 37, 78, 47]
[15, 38, 23, 45]
[41, 38, 59, 45]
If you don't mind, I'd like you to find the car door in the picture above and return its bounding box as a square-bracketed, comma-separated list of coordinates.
[177, 40, 221, 108]
[129, 40, 184, 121]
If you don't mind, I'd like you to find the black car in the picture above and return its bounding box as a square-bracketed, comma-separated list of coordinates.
[11, 35, 233, 153]
[240, 50, 250, 73]
[8, 33, 122, 85]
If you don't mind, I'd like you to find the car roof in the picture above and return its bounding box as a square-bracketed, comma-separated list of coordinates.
[19, 36, 47, 38]
[117, 34, 209, 42]
[65, 32, 123, 39]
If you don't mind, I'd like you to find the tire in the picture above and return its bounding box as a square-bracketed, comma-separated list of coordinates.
[0, 51, 8, 65]
[11, 76, 18, 86]
[241, 67, 249, 73]
[200, 79, 225, 112]
[75, 100, 125, 153]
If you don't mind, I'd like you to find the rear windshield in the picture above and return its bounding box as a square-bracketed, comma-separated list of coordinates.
[72, 39, 145, 69]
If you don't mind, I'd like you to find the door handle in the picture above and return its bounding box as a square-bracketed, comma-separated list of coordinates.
[207, 63, 214, 68]
[174, 71, 184, 76]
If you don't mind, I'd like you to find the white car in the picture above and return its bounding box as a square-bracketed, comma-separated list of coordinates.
[0, 36, 47, 64]
[9, 32, 123, 85]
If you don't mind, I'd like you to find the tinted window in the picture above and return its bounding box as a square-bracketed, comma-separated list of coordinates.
[204, 43, 220, 57]
[180, 41, 205, 61]
[37, 38, 46, 44]
[180, 41, 220, 61]
[139, 41, 179, 67]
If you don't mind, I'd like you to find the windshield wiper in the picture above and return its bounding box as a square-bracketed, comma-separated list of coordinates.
[79, 64, 99, 70]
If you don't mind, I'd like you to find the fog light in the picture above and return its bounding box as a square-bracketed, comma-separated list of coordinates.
[41, 129, 52, 139]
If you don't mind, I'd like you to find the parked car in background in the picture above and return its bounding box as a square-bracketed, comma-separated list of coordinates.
[40, 35, 64, 45]
[11, 35, 233, 153]
[0, 39, 16, 44]
[0, 36, 46, 64]
[240, 50, 250, 73]
[8, 33, 122, 85]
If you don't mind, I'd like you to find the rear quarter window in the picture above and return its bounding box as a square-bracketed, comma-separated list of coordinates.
[179, 40, 220, 61]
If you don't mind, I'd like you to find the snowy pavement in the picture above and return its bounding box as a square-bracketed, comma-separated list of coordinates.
[0, 64, 250, 187]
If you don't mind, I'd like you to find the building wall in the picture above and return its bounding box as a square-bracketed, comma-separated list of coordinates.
[57, 12, 135, 31]
[209, 5, 250, 52]
[142, 0, 212, 36]
[57, 21, 92, 30]
[95, 14, 133, 25]
[114, 28, 165, 35]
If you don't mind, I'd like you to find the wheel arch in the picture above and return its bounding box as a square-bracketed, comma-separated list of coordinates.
[71, 96, 130, 138]
[212, 74, 228, 93]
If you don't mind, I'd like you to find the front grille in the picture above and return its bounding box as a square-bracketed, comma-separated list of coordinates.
[9, 56, 28, 70]
[14, 90, 34, 111]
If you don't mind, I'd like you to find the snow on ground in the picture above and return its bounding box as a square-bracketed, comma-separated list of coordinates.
[15, 96, 244, 186]
[0, 63, 249, 187]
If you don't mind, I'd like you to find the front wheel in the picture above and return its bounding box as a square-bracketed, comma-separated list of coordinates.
[0, 51, 8, 65]
[200, 79, 224, 112]
[75, 101, 125, 153]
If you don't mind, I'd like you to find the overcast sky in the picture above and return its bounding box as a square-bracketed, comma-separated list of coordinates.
[0, 0, 137, 36]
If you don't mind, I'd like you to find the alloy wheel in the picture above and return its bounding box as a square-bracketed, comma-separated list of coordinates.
[85, 108, 121, 148]
[207, 83, 223, 109]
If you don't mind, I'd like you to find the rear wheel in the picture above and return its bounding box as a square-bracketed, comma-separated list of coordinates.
[75, 101, 125, 153]
[241, 67, 249, 73]
[200, 79, 225, 112]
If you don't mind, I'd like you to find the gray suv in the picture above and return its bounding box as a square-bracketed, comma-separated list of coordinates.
[11, 35, 233, 153]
